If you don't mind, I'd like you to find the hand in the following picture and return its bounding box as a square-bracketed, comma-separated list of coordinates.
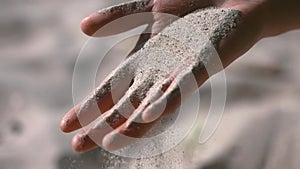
[61, 0, 300, 152]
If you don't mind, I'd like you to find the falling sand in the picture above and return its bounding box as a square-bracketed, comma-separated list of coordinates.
[80, 5, 241, 169]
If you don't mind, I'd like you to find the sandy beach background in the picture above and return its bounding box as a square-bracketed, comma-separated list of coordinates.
[1, 0, 300, 169]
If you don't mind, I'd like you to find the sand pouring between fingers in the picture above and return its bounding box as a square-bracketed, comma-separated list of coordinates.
[78, 7, 241, 167]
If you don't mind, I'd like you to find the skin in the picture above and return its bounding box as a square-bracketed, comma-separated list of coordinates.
[60, 0, 300, 152]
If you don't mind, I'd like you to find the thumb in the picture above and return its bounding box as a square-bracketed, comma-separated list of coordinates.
[81, 0, 154, 37]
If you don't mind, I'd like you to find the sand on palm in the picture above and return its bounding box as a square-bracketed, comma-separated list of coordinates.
[80, 6, 241, 169]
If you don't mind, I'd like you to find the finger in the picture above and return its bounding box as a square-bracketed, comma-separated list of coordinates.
[102, 69, 205, 151]
[71, 109, 126, 152]
[100, 76, 175, 151]
[60, 78, 114, 133]
[142, 67, 207, 122]
[72, 131, 98, 153]
[141, 83, 181, 123]
[102, 119, 157, 151]
[81, 0, 154, 36]
[100, 64, 205, 150]
[60, 64, 134, 133]
[72, 102, 131, 152]
[72, 57, 218, 151]
[72, 78, 155, 152]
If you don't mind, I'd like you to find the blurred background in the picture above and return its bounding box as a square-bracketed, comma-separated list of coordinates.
[0, 0, 300, 169]
[0, 0, 126, 168]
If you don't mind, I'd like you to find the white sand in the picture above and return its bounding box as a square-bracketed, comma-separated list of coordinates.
[98, 0, 152, 14]
[79, 7, 241, 169]
[3, 0, 300, 168]
[81, 7, 241, 115]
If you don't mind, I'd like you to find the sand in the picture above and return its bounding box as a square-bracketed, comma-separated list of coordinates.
[80, 7, 241, 129]
[0, 0, 300, 169]
[77, 6, 241, 168]
[80, 7, 241, 116]
[97, 0, 153, 15]
[3, 0, 300, 168]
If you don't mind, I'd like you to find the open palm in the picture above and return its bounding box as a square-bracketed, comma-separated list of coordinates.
[61, 0, 268, 152]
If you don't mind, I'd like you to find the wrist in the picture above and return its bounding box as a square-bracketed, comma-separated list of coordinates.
[214, 1, 267, 66]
